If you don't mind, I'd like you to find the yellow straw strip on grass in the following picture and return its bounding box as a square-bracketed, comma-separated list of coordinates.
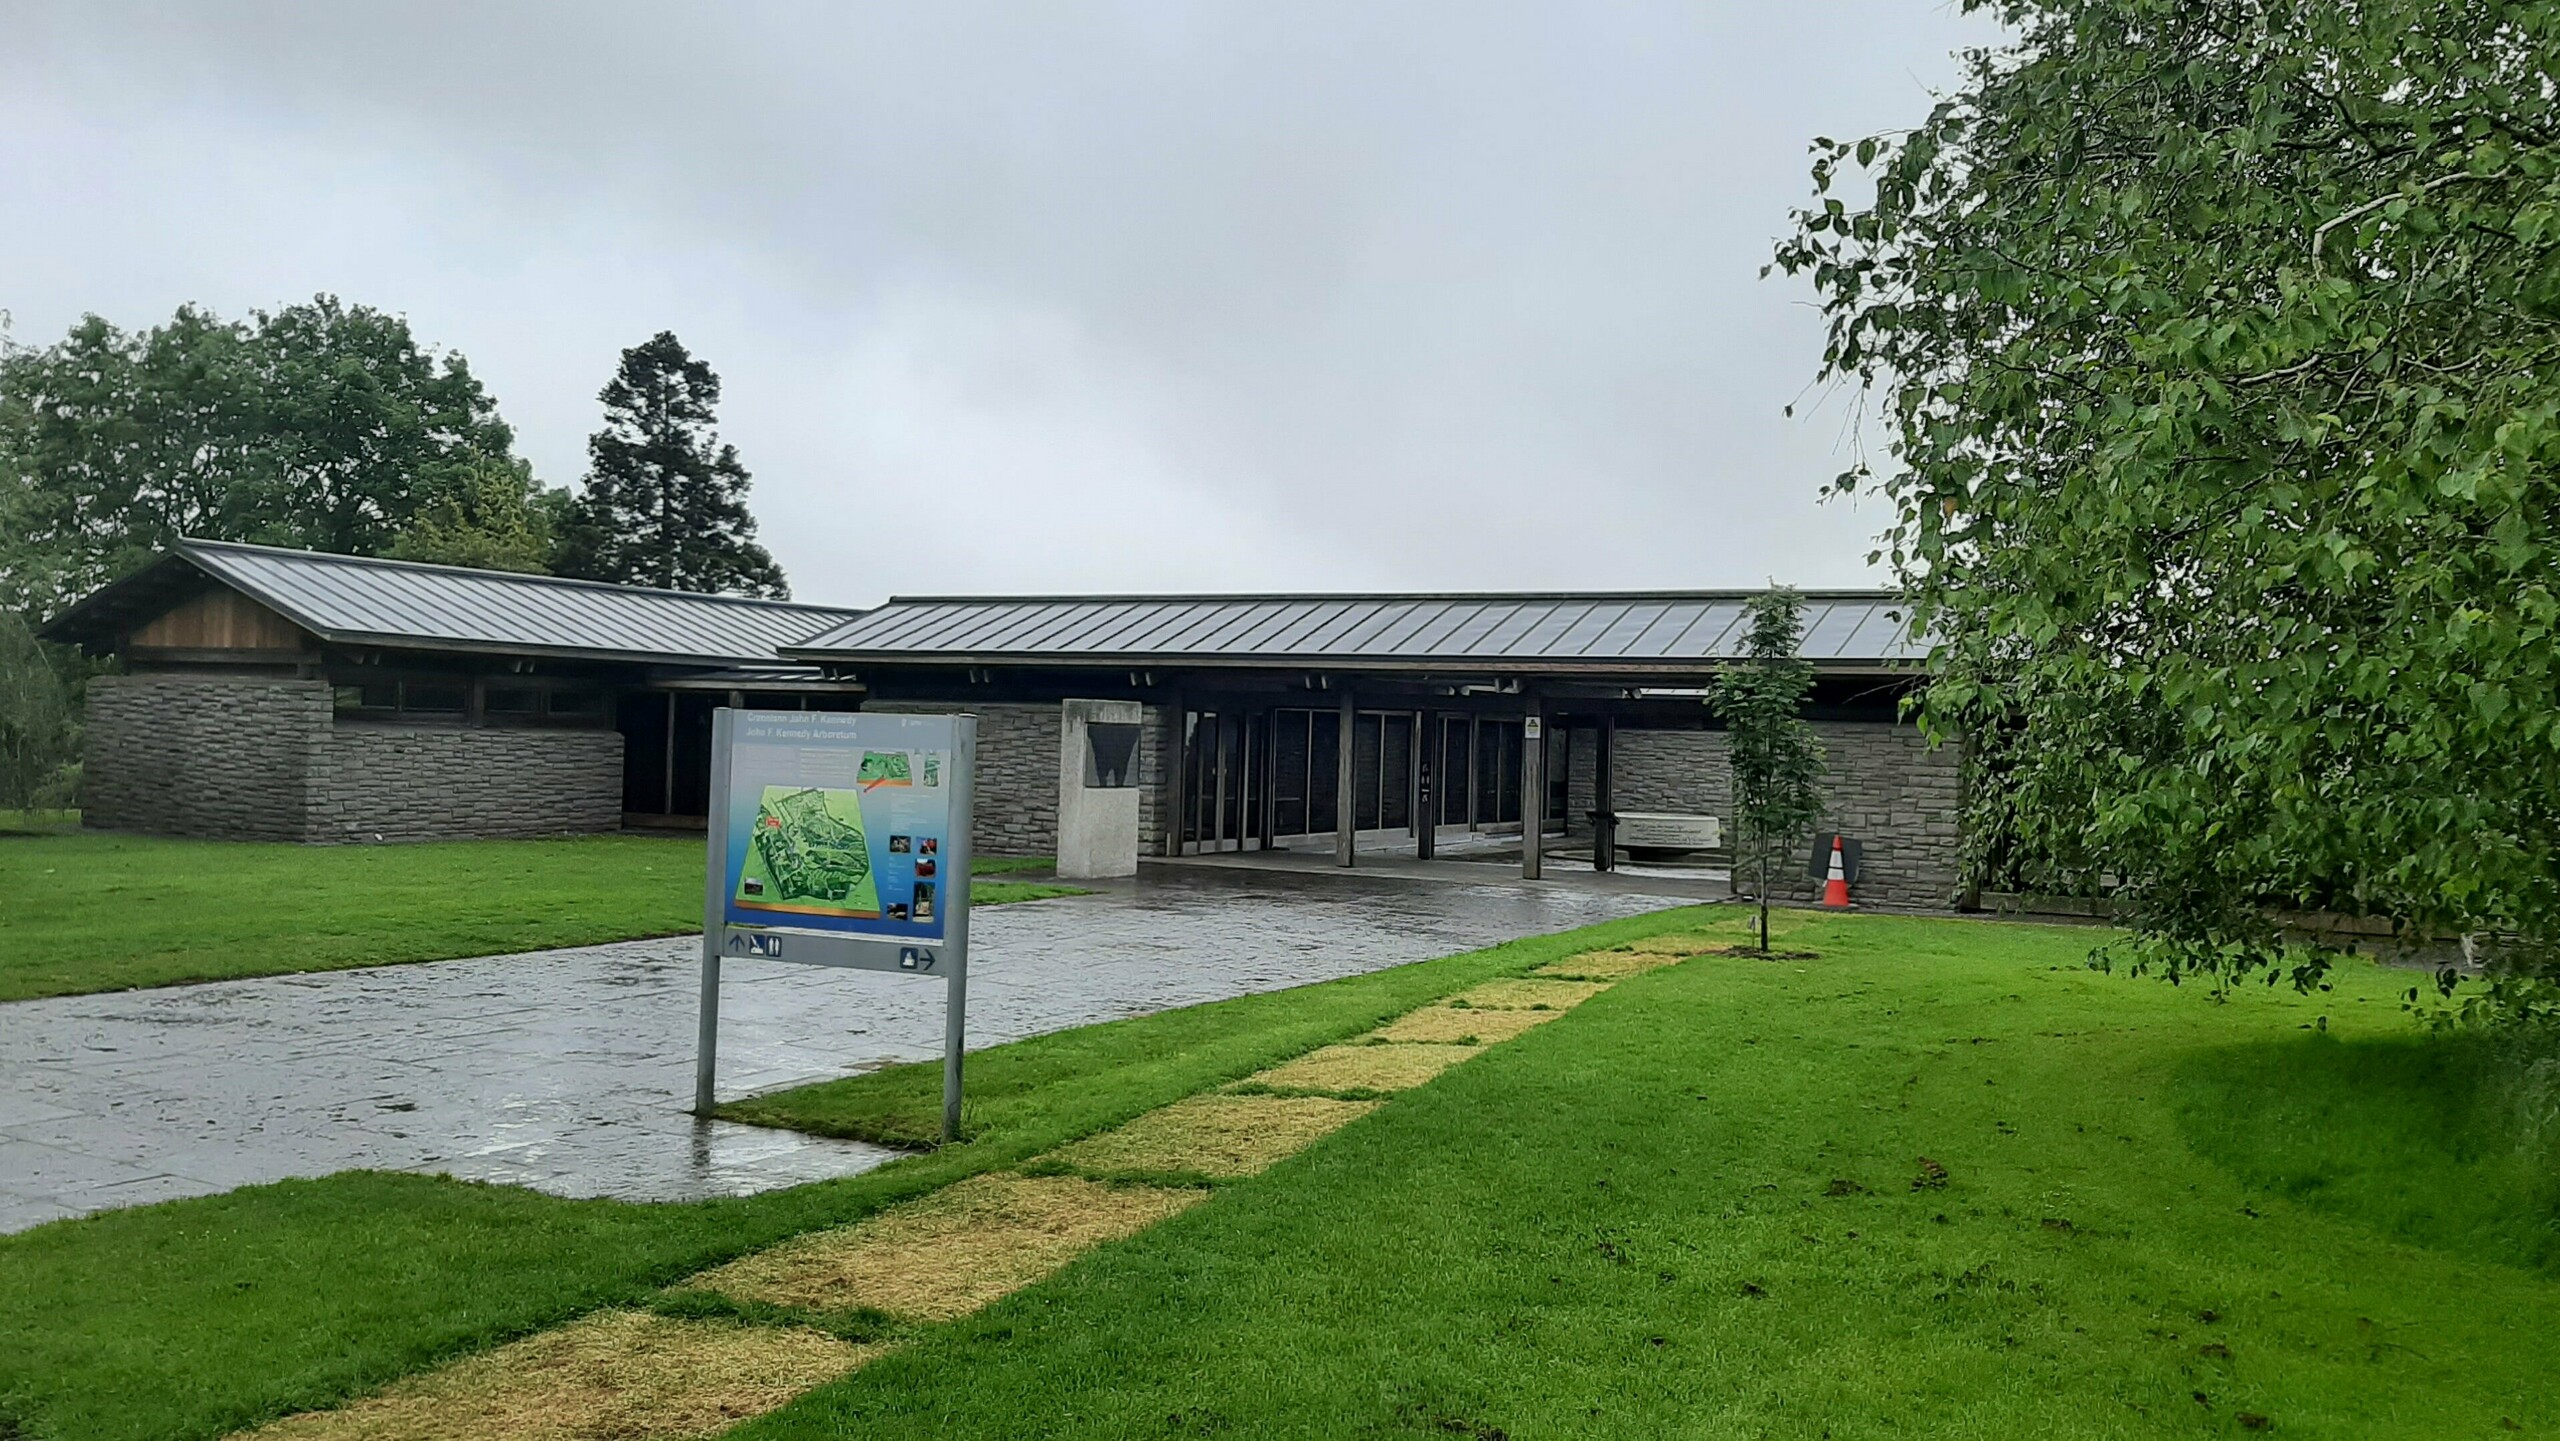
[1530, 929, 1734, 978]
[680, 1171, 1202, 1323]
[243, 938, 1697, 1440]
[247, 1310, 867, 1441]
[1368, 1004, 1563, 1045]
[1445, 977, 1612, 1011]
[1245, 1041, 1480, 1095]
[1048, 1093, 1379, 1180]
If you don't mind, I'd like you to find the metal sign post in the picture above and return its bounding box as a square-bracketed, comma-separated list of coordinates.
[695, 708, 979, 1143]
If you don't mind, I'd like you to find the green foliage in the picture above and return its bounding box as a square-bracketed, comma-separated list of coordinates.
[386, 450, 562, 574]
[1775, 0, 2560, 1007]
[0, 297, 527, 618]
[1709, 588, 1825, 950]
[0, 610, 77, 809]
[555, 332, 788, 598]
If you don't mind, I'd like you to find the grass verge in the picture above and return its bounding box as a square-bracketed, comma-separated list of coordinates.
[0, 906, 1708, 1441]
[0, 834, 1071, 1001]
[726, 911, 2559, 1439]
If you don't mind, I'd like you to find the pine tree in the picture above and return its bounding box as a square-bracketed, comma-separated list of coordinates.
[556, 332, 788, 597]
[1709, 587, 1827, 954]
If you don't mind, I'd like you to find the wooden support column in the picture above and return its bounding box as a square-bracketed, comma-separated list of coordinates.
[662, 692, 679, 815]
[1414, 708, 1437, 861]
[1334, 688, 1357, 867]
[1258, 708, 1278, 851]
[1521, 696, 1546, 880]
[1162, 695, 1187, 857]
[1594, 714, 1618, 873]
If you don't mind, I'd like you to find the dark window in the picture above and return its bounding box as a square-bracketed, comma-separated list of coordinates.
[1085, 722, 1141, 788]
[487, 687, 538, 715]
[546, 690, 603, 718]
[403, 683, 466, 714]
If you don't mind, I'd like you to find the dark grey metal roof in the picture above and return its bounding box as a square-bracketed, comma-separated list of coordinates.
[785, 592, 1924, 673]
[44, 539, 864, 668]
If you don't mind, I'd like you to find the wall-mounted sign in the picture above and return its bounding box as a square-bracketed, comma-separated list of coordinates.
[695, 709, 979, 1141]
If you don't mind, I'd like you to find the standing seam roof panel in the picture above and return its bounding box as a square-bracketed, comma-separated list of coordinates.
[1002, 601, 1092, 651]
[919, 602, 1037, 651]
[1218, 601, 1315, 655]
[1477, 603, 1550, 655]
[1401, 600, 1482, 655]
[180, 541, 863, 662]
[1800, 601, 1868, 659]
[1364, 600, 1456, 656]
[1686, 603, 1751, 658]
[1081, 600, 1189, 653]
[1591, 603, 1671, 657]
[1626, 602, 1708, 658]
[1271, 600, 1363, 654]
[1551, 601, 1633, 657]
[1511, 599, 1599, 657]
[1183, 601, 1274, 654]
[1334, 600, 1431, 655]
[1647, 601, 1723, 657]
[1437, 602, 1521, 657]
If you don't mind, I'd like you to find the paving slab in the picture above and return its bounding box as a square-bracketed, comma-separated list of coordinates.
[0, 864, 1674, 1230]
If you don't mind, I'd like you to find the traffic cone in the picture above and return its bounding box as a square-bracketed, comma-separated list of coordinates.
[1821, 835, 1852, 909]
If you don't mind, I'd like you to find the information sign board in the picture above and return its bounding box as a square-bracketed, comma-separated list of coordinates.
[694, 709, 979, 1141]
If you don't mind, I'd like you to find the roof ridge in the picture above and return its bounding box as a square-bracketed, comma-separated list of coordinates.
[869, 588, 1905, 605]
[176, 537, 862, 615]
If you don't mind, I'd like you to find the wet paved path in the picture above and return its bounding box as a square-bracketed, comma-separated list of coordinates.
[0, 866, 1676, 1231]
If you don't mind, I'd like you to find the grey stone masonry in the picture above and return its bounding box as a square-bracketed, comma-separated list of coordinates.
[307, 724, 623, 842]
[1136, 703, 1174, 857]
[1560, 719, 1961, 909]
[82, 672, 624, 843]
[82, 674, 329, 840]
[1809, 719, 1962, 909]
[866, 700, 1063, 857]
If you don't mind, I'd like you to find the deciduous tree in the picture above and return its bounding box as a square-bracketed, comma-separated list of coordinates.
[387, 450, 557, 574]
[1711, 588, 1827, 954]
[0, 297, 533, 617]
[1777, 0, 2560, 1014]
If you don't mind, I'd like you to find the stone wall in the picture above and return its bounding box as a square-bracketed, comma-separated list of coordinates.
[1561, 720, 1961, 908]
[82, 673, 624, 843]
[82, 674, 329, 840]
[866, 700, 1063, 857]
[1810, 719, 1963, 910]
[306, 724, 624, 842]
[1137, 704, 1174, 857]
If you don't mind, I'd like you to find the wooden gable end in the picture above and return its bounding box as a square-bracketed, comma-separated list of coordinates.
[129, 586, 313, 657]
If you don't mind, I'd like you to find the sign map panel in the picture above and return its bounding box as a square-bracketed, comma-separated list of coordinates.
[715, 711, 963, 943]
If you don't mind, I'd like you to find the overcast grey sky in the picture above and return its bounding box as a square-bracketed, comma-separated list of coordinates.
[1, 3, 1996, 608]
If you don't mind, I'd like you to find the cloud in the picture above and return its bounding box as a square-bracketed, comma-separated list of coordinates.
[0, 1, 2000, 604]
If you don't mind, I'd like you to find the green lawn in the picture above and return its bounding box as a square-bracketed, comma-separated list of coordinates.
[4, 911, 2555, 1439]
[0, 832, 1074, 1002]
[732, 914, 2556, 1439]
[0, 908, 1693, 1441]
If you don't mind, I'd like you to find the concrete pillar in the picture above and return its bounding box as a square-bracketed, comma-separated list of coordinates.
[1057, 698, 1143, 878]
